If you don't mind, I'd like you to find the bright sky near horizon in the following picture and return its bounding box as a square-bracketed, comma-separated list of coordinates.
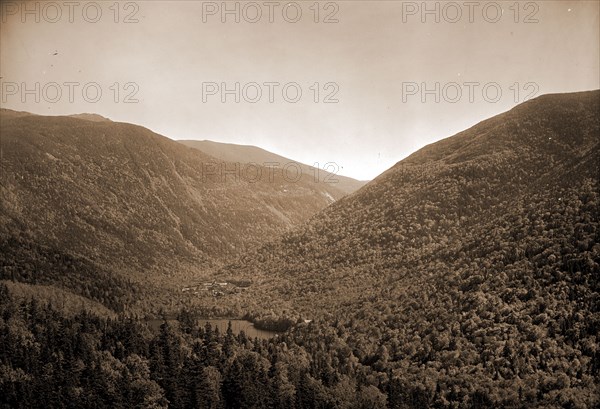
[1, 0, 599, 180]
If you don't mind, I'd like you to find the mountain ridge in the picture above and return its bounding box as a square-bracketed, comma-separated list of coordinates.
[0, 110, 349, 312]
[213, 90, 599, 313]
[179, 139, 367, 196]
[192, 90, 600, 405]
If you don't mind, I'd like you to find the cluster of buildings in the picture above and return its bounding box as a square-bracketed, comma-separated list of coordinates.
[181, 281, 248, 297]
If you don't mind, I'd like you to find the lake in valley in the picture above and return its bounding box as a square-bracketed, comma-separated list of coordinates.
[147, 318, 280, 339]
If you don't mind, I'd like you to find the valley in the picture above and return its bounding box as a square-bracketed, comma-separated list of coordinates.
[0, 109, 364, 314]
[1, 91, 598, 408]
[2, 1, 598, 405]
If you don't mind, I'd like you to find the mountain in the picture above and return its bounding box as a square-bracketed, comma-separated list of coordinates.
[1, 91, 598, 408]
[179, 139, 367, 196]
[1, 110, 113, 123]
[68, 113, 112, 122]
[220, 90, 599, 311]
[0, 108, 32, 119]
[207, 90, 599, 405]
[0, 110, 345, 312]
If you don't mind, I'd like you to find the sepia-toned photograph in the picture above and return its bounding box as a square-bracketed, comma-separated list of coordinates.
[0, 1, 599, 407]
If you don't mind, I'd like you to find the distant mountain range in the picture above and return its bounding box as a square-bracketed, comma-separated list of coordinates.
[179, 140, 367, 195]
[0, 109, 362, 312]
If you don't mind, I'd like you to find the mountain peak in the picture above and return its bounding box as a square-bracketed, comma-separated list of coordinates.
[68, 113, 112, 122]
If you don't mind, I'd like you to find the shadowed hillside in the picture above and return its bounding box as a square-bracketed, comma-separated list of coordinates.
[0, 111, 344, 312]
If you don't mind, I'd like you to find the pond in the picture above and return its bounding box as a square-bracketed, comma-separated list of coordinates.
[146, 318, 280, 340]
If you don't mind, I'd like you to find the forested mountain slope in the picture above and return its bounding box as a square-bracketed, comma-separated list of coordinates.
[226, 90, 599, 312]
[212, 90, 600, 406]
[0, 110, 342, 311]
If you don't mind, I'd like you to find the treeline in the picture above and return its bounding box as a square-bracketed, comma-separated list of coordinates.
[0, 233, 137, 312]
[242, 313, 296, 332]
[0, 286, 387, 408]
[2, 281, 598, 408]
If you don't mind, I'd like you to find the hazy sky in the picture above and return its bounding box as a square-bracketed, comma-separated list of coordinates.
[1, 0, 599, 180]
